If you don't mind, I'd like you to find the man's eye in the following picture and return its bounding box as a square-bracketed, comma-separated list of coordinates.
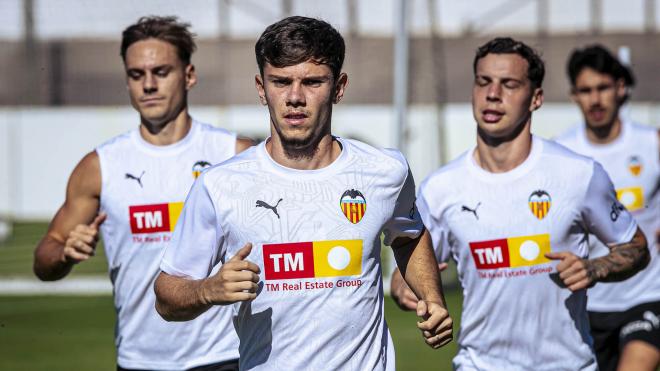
[156, 70, 169, 77]
[475, 78, 488, 86]
[304, 80, 322, 87]
[504, 82, 520, 89]
[128, 72, 142, 80]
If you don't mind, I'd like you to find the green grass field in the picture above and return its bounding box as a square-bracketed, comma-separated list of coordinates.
[0, 222, 108, 277]
[0, 293, 461, 370]
[0, 222, 462, 370]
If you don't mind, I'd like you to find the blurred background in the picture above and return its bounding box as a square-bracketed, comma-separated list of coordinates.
[0, 1, 658, 369]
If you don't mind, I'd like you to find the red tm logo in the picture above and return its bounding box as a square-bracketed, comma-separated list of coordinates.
[263, 242, 315, 280]
[129, 204, 170, 234]
[469, 239, 510, 269]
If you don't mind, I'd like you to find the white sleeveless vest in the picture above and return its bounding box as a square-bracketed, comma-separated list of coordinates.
[97, 120, 240, 370]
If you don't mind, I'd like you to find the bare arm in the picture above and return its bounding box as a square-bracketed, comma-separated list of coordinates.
[586, 227, 649, 283]
[391, 229, 453, 348]
[392, 229, 444, 304]
[235, 137, 255, 154]
[546, 227, 649, 291]
[390, 262, 448, 311]
[155, 243, 260, 321]
[154, 271, 213, 321]
[33, 151, 104, 281]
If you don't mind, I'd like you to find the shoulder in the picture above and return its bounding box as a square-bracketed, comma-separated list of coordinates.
[343, 138, 409, 177]
[69, 151, 101, 197]
[553, 124, 581, 147]
[195, 121, 237, 141]
[539, 137, 602, 190]
[628, 121, 660, 142]
[236, 137, 256, 153]
[203, 144, 260, 177]
[96, 129, 133, 154]
[540, 136, 594, 166]
[419, 151, 469, 195]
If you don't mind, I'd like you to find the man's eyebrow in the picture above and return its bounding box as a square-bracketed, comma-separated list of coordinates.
[126, 64, 173, 72]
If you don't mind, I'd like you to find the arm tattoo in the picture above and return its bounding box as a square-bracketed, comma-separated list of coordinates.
[586, 228, 649, 283]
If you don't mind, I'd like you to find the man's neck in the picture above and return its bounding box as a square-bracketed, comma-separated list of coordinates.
[266, 134, 341, 170]
[474, 124, 533, 173]
[585, 117, 622, 145]
[139, 110, 192, 146]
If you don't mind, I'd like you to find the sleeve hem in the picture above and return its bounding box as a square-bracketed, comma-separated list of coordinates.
[159, 260, 206, 281]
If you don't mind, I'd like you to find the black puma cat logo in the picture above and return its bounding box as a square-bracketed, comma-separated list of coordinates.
[125, 171, 145, 188]
[256, 198, 283, 219]
[461, 202, 481, 220]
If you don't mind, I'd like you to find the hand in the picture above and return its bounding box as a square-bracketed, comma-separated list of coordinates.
[391, 263, 448, 311]
[545, 251, 594, 291]
[61, 213, 106, 264]
[416, 299, 453, 349]
[200, 243, 261, 305]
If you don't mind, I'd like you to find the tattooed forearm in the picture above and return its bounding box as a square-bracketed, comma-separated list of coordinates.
[586, 227, 649, 283]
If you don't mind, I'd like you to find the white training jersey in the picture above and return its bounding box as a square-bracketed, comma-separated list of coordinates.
[556, 120, 660, 312]
[97, 120, 240, 370]
[417, 136, 638, 371]
[161, 137, 423, 371]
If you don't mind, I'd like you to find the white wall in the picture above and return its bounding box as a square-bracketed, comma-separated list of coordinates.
[1, 103, 658, 220]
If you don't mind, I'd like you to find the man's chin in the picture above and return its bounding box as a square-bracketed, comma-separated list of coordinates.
[278, 133, 324, 159]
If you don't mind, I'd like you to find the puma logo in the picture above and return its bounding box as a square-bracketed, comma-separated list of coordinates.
[125, 171, 145, 188]
[461, 202, 481, 220]
[256, 198, 283, 219]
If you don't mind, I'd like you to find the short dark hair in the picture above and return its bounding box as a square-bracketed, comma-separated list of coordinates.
[566, 44, 635, 87]
[473, 37, 545, 89]
[120, 16, 197, 65]
[255, 16, 345, 79]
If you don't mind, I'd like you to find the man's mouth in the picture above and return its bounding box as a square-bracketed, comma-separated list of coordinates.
[140, 97, 164, 105]
[588, 107, 606, 121]
[482, 109, 504, 123]
[284, 112, 309, 125]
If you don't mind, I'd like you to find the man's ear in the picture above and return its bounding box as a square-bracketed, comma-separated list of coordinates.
[255, 74, 267, 105]
[333, 72, 348, 104]
[529, 87, 544, 112]
[614, 78, 627, 102]
[185, 64, 197, 90]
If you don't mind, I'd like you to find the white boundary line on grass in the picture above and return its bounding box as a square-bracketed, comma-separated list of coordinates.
[0, 276, 112, 295]
[0, 276, 392, 295]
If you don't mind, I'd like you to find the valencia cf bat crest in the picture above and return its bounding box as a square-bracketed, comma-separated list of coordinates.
[340, 189, 367, 224]
[528, 190, 551, 220]
[628, 156, 642, 177]
[192, 160, 212, 179]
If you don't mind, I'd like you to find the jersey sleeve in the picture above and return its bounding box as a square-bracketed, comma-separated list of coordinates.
[581, 161, 638, 246]
[382, 167, 425, 246]
[160, 174, 224, 280]
[416, 182, 451, 263]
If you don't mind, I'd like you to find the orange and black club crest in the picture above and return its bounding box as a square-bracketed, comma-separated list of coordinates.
[192, 160, 212, 179]
[628, 156, 642, 177]
[340, 189, 367, 224]
[528, 190, 551, 220]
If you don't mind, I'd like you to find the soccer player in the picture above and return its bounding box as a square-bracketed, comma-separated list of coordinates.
[153, 16, 453, 370]
[556, 45, 660, 371]
[390, 37, 650, 370]
[33, 16, 251, 370]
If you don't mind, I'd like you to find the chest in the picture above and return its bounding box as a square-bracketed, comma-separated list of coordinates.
[219, 173, 395, 245]
[442, 176, 584, 268]
[101, 154, 218, 233]
[588, 151, 658, 212]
